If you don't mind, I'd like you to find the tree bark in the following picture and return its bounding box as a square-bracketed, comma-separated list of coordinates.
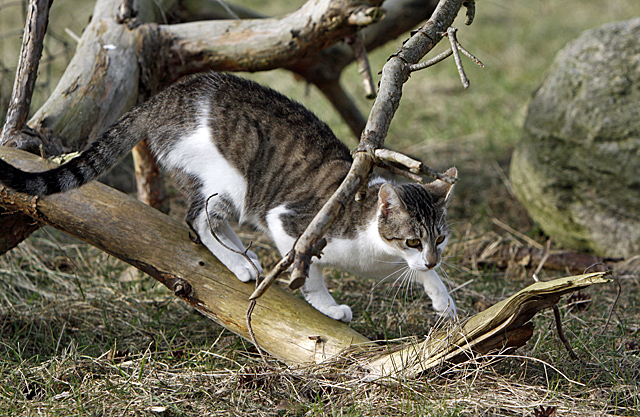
[0, 0, 52, 147]
[132, 140, 169, 212]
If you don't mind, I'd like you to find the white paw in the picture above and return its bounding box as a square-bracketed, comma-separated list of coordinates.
[229, 260, 261, 283]
[245, 250, 263, 275]
[321, 304, 353, 323]
[433, 294, 457, 319]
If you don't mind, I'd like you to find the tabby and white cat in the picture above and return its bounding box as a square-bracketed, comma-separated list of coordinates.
[0, 72, 456, 322]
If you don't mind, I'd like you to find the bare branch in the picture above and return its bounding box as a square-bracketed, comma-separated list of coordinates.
[408, 48, 453, 72]
[456, 40, 484, 67]
[1, 0, 52, 146]
[446, 27, 469, 88]
[161, 0, 386, 78]
[374, 148, 458, 183]
[346, 34, 376, 99]
[274, 0, 467, 293]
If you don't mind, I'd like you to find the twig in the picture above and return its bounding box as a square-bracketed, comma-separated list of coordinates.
[204, 195, 268, 365]
[374, 148, 458, 184]
[532, 240, 580, 361]
[552, 305, 579, 360]
[346, 33, 376, 99]
[456, 41, 484, 67]
[446, 27, 469, 88]
[0, 0, 52, 144]
[249, 251, 295, 300]
[408, 40, 483, 74]
[377, 160, 424, 183]
[408, 48, 453, 72]
[601, 278, 621, 335]
[533, 239, 553, 279]
[493, 218, 544, 250]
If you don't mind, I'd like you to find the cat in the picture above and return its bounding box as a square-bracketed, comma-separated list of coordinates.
[0, 72, 457, 322]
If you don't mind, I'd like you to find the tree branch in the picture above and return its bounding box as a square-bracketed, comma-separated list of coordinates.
[0, 0, 53, 255]
[282, 0, 465, 291]
[0, 0, 52, 149]
[160, 0, 385, 79]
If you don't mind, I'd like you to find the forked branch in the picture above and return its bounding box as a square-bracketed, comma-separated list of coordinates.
[252, 0, 469, 299]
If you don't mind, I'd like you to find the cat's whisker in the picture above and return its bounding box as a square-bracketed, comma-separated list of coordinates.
[370, 265, 409, 294]
[388, 268, 413, 306]
[440, 261, 465, 274]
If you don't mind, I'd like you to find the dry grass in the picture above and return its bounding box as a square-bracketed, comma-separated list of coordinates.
[2, 0, 640, 416]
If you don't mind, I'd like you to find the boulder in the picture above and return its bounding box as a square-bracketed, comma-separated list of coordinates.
[510, 18, 640, 258]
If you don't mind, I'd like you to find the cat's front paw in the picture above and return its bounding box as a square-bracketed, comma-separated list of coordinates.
[321, 304, 353, 323]
[229, 258, 262, 283]
[433, 294, 457, 319]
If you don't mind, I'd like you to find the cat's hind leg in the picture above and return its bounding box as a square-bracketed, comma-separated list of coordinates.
[186, 198, 262, 282]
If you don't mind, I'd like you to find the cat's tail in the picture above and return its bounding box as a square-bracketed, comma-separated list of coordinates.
[0, 113, 142, 196]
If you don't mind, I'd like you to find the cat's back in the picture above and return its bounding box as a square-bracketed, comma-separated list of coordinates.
[199, 73, 354, 219]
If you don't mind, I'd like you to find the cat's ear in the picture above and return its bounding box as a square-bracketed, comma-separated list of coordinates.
[425, 167, 457, 204]
[378, 183, 406, 218]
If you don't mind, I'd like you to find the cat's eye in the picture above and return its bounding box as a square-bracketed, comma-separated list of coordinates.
[406, 239, 421, 248]
[436, 235, 446, 245]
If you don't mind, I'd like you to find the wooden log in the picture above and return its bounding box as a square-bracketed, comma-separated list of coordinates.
[0, 147, 370, 364]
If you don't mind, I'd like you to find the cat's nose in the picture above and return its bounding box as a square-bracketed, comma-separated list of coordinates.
[425, 261, 437, 269]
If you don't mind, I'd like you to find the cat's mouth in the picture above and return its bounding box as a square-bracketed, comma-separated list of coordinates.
[407, 262, 438, 271]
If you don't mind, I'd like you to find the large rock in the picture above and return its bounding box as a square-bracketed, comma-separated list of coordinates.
[510, 18, 640, 258]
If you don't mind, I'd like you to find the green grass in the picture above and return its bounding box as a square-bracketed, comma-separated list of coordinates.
[2, 0, 640, 415]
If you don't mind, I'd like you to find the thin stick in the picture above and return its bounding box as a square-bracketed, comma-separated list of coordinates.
[601, 278, 621, 335]
[1, 0, 52, 144]
[493, 218, 544, 250]
[553, 305, 579, 360]
[249, 251, 295, 300]
[532, 239, 580, 361]
[347, 33, 376, 99]
[408, 48, 453, 72]
[374, 148, 458, 184]
[456, 41, 484, 67]
[446, 27, 469, 88]
[204, 195, 269, 365]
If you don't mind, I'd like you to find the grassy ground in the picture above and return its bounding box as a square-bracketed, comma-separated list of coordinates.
[1, 0, 640, 416]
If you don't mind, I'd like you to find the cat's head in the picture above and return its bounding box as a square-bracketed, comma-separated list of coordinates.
[376, 167, 457, 271]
